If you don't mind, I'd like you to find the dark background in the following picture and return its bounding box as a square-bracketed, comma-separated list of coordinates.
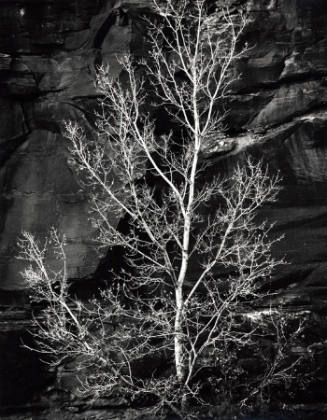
[0, 0, 327, 418]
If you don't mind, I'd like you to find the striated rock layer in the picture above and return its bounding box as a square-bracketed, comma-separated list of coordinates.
[0, 0, 327, 416]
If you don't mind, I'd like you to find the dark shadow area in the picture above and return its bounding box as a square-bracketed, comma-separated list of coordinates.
[0, 328, 54, 412]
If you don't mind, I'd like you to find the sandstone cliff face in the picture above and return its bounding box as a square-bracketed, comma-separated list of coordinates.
[0, 0, 326, 292]
[0, 0, 327, 415]
[0, 0, 129, 291]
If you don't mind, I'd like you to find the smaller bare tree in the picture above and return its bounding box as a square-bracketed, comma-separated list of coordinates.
[18, 0, 309, 417]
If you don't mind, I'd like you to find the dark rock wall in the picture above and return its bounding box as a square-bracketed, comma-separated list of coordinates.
[230, 0, 327, 307]
[0, 0, 127, 291]
[0, 0, 327, 415]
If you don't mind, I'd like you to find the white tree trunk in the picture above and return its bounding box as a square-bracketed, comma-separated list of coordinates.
[174, 283, 184, 382]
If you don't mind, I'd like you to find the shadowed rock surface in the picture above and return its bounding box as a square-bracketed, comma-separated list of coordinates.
[0, 0, 327, 417]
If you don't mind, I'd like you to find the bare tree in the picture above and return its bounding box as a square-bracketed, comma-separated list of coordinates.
[18, 0, 308, 417]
